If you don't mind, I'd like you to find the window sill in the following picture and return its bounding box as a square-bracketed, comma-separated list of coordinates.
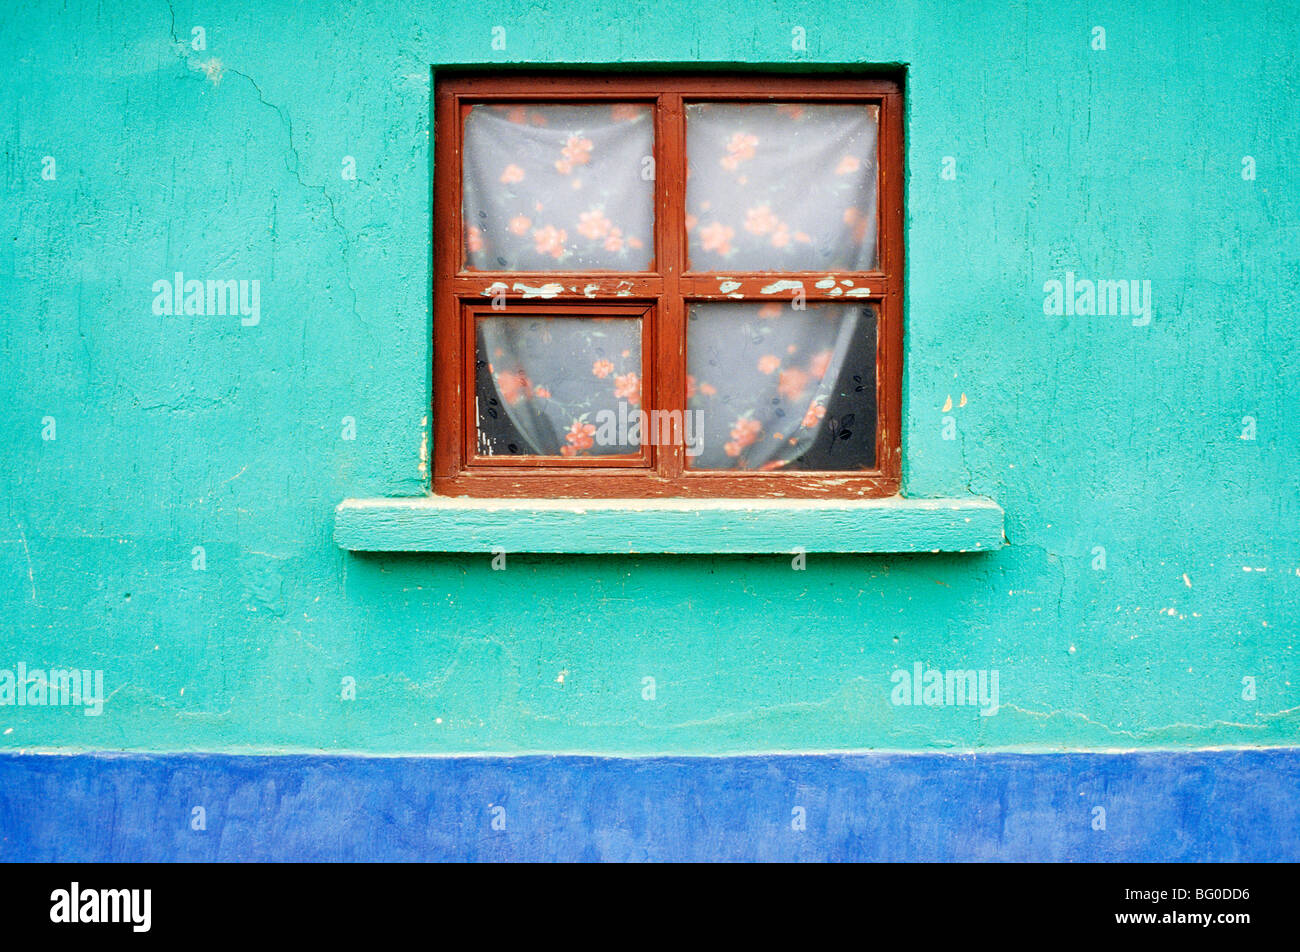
[333, 496, 1004, 554]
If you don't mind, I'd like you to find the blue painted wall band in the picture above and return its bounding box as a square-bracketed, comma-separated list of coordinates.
[1, 750, 1296, 862]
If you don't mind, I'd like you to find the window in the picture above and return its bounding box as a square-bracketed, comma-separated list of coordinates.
[434, 74, 903, 498]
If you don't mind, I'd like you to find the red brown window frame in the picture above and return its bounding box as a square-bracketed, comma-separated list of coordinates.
[433, 73, 903, 498]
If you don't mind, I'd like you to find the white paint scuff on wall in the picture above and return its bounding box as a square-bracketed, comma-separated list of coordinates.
[418, 415, 429, 478]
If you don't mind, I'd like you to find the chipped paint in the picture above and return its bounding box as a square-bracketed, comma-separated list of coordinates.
[844, 287, 872, 297]
[193, 57, 224, 86]
[418, 416, 429, 478]
[760, 280, 805, 295]
[718, 280, 742, 293]
[513, 282, 565, 299]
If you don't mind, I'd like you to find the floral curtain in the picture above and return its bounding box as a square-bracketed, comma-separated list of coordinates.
[476, 304, 877, 469]
[687, 303, 877, 471]
[686, 102, 879, 271]
[462, 103, 655, 272]
[476, 316, 643, 457]
[467, 101, 880, 470]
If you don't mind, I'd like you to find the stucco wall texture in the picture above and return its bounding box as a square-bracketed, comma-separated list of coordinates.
[1, 1, 1297, 757]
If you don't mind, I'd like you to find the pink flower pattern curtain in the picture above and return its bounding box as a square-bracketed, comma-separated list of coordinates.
[463, 101, 879, 469]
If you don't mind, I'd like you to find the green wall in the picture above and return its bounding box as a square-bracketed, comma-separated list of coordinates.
[2, 0, 1297, 754]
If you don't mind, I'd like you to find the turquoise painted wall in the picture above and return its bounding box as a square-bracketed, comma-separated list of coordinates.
[2, 0, 1297, 755]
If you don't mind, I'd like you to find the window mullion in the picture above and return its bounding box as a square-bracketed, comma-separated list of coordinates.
[657, 92, 687, 482]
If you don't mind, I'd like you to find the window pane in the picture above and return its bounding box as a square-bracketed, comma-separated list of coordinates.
[686, 102, 878, 272]
[475, 315, 643, 457]
[686, 302, 877, 471]
[463, 104, 655, 272]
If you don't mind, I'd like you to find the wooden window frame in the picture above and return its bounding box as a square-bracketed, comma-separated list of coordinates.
[433, 73, 904, 498]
